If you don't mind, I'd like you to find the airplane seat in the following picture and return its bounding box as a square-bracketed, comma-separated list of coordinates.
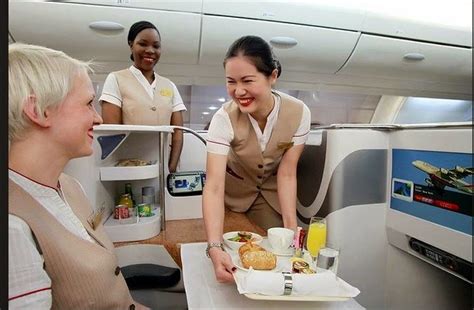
[296, 128, 388, 222]
[296, 127, 389, 308]
[296, 130, 327, 211]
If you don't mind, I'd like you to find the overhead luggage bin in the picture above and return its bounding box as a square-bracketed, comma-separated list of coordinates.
[9, 2, 201, 66]
[199, 15, 360, 74]
[337, 34, 472, 85]
[202, 0, 472, 48]
[202, 0, 366, 31]
[361, 1, 472, 47]
[45, 0, 203, 13]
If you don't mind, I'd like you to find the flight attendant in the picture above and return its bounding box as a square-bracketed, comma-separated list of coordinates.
[203, 35, 311, 282]
[100, 21, 186, 172]
[8, 43, 146, 309]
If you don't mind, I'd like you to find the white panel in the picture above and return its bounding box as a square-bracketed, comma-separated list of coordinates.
[202, 0, 365, 30]
[361, 0, 472, 47]
[178, 132, 207, 172]
[9, 2, 201, 64]
[327, 204, 388, 308]
[56, 0, 203, 12]
[200, 16, 360, 74]
[390, 128, 472, 152]
[384, 241, 471, 309]
[339, 35, 472, 84]
[164, 194, 203, 220]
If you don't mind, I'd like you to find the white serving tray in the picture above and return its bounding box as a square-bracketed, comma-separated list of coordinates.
[244, 293, 349, 301]
[232, 239, 358, 302]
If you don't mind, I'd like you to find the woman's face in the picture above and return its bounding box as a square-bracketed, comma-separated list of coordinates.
[130, 28, 161, 73]
[225, 56, 277, 116]
[46, 71, 103, 159]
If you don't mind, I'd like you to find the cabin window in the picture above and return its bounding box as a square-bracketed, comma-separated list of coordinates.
[395, 97, 473, 124]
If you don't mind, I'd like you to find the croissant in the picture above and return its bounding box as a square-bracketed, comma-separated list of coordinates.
[241, 250, 277, 270]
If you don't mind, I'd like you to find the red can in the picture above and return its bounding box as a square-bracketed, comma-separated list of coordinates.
[114, 204, 129, 219]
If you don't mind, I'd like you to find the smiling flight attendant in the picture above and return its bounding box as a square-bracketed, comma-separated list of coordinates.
[100, 21, 186, 172]
[8, 43, 146, 309]
[203, 35, 311, 282]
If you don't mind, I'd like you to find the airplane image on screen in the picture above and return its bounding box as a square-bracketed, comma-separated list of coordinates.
[412, 160, 474, 194]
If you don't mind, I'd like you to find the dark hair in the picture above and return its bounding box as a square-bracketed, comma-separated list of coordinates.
[128, 21, 160, 61]
[224, 35, 282, 78]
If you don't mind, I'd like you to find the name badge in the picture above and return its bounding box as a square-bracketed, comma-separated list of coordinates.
[160, 88, 173, 97]
[278, 141, 294, 150]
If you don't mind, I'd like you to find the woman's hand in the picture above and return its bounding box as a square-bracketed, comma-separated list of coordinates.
[209, 248, 236, 283]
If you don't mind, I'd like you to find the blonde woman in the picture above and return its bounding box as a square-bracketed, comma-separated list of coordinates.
[8, 43, 147, 309]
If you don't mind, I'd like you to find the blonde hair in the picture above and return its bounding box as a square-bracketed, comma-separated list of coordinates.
[8, 43, 93, 141]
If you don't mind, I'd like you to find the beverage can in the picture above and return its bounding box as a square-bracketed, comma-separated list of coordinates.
[114, 204, 129, 219]
[137, 203, 152, 217]
[142, 186, 155, 204]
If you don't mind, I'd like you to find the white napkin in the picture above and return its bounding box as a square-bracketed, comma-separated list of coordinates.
[234, 269, 360, 297]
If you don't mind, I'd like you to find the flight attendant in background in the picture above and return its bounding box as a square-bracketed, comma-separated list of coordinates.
[100, 20, 186, 172]
[203, 35, 311, 283]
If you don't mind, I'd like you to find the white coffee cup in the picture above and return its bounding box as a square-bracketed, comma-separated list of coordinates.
[267, 227, 294, 252]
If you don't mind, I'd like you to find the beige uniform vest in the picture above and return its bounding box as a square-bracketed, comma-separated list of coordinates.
[114, 69, 173, 125]
[224, 91, 304, 213]
[9, 174, 135, 310]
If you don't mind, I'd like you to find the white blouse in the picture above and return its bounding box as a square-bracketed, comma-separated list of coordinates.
[99, 65, 187, 113]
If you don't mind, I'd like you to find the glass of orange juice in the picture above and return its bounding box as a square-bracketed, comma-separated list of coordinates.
[306, 217, 327, 262]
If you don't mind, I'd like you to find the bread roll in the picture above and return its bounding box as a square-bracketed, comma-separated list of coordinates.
[238, 241, 265, 258]
[241, 251, 277, 270]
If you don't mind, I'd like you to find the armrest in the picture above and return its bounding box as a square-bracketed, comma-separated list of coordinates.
[121, 263, 181, 289]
